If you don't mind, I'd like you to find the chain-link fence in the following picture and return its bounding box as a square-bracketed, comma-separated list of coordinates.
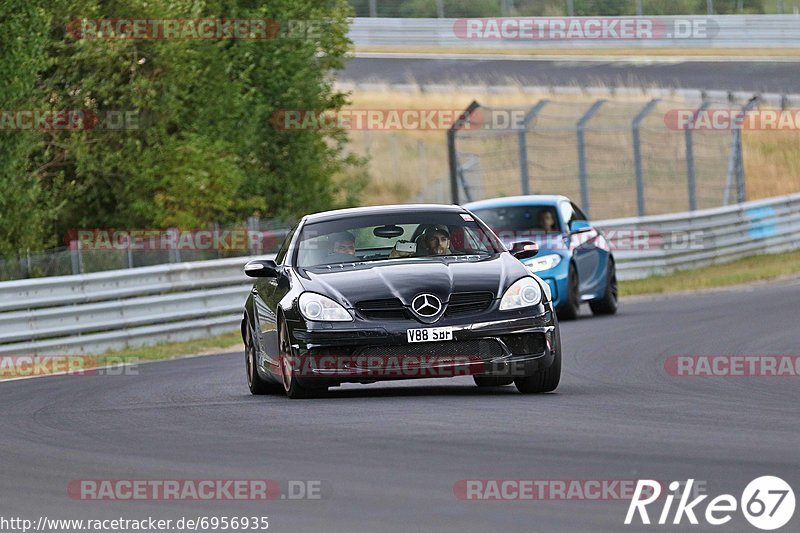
[0, 218, 291, 282]
[445, 94, 780, 220]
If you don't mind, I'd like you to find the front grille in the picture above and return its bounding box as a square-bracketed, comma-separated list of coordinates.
[445, 291, 494, 316]
[356, 298, 408, 320]
[500, 333, 546, 355]
[356, 339, 503, 359]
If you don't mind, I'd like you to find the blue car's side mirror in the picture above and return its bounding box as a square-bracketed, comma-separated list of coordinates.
[569, 220, 592, 234]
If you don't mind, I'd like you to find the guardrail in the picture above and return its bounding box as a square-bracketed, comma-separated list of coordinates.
[0, 256, 272, 356]
[1, 193, 799, 355]
[597, 193, 800, 280]
[349, 16, 800, 49]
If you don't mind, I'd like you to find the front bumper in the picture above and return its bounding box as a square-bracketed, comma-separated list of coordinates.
[286, 305, 559, 385]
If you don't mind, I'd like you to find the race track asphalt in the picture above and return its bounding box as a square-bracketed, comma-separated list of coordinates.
[341, 57, 800, 93]
[1, 277, 799, 532]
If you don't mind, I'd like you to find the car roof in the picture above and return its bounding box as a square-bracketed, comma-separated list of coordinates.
[464, 195, 569, 210]
[304, 203, 466, 224]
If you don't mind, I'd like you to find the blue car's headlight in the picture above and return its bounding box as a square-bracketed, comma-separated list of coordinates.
[299, 292, 352, 322]
[525, 253, 562, 273]
[500, 277, 542, 310]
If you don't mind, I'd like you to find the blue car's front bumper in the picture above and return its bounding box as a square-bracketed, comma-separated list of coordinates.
[521, 253, 571, 310]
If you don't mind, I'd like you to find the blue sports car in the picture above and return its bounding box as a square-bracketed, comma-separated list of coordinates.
[465, 195, 617, 320]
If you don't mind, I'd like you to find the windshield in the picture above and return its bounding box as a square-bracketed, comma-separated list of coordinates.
[294, 212, 502, 268]
[470, 205, 562, 242]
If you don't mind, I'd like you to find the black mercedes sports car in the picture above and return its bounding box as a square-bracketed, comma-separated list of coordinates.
[242, 204, 561, 398]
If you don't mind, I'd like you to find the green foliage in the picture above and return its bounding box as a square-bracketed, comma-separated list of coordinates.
[1, 0, 363, 259]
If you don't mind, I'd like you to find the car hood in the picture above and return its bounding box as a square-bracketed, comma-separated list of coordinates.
[297, 253, 529, 308]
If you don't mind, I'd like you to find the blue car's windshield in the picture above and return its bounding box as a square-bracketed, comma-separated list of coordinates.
[470, 206, 562, 240]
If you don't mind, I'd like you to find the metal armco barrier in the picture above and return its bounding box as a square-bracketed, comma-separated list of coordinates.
[597, 193, 800, 280]
[0, 256, 273, 356]
[349, 16, 800, 49]
[1, 193, 799, 355]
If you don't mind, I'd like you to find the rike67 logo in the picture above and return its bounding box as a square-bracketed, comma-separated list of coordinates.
[626, 477, 795, 530]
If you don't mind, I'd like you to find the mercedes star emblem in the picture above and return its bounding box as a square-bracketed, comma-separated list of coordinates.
[411, 293, 442, 317]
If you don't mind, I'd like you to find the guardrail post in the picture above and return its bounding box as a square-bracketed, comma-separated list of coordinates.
[448, 100, 481, 205]
[724, 97, 758, 205]
[576, 99, 606, 218]
[518, 99, 549, 196]
[632, 99, 660, 217]
[685, 101, 710, 211]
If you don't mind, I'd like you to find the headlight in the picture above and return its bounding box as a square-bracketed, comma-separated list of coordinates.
[525, 253, 562, 273]
[298, 292, 352, 322]
[500, 277, 542, 310]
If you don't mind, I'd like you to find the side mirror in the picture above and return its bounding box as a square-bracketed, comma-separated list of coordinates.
[569, 220, 592, 234]
[244, 259, 279, 278]
[510, 241, 539, 261]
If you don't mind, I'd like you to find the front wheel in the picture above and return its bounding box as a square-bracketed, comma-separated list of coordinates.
[557, 263, 580, 321]
[514, 351, 561, 394]
[278, 320, 324, 399]
[589, 259, 618, 316]
[245, 324, 282, 395]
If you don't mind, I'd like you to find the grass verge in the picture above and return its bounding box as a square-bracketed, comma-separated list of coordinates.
[0, 330, 242, 380]
[619, 249, 800, 296]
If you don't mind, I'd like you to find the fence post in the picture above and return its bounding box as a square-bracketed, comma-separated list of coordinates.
[707, 0, 714, 15]
[518, 99, 549, 196]
[567, 0, 574, 16]
[632, 99, 660, 217]
[368, 0, 377, 17]
[248, 216, 260, 255]
[685, 101, 710, 211]
[724, 97, 758, 205]
[636, 0, 643, 16]
[576, 99, 606, 217]
[448, 100, 481, 205]
[126, 235, 134, 268]
[70, 240, 82, 275]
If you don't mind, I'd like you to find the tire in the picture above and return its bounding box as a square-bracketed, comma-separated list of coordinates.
[244, 322, 282, 395]
[557, 263, 580, 321]
[473, 376, 514, 387]
[589, 259, 618, 316]
[278, 319, 324, 399]
[514, 349, 561, 394]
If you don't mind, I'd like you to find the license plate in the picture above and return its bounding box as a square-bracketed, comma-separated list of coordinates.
[406, 327, 453, 343]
